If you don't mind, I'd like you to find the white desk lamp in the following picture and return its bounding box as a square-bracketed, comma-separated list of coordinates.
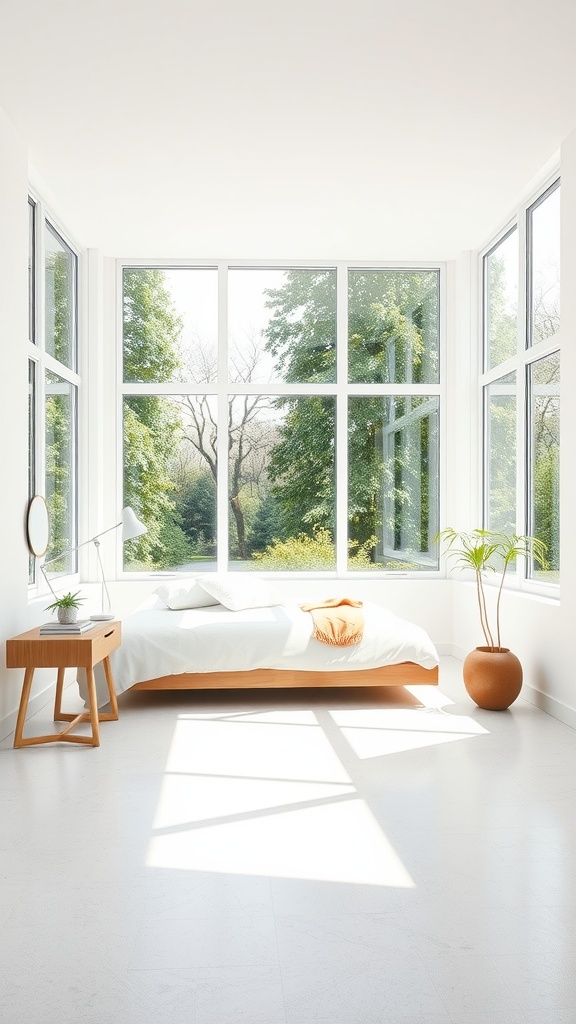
[40, 506, 147, 621]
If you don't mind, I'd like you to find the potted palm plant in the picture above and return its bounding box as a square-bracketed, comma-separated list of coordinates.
[45, 591, 85, 625]
[436, 528, 548, 710]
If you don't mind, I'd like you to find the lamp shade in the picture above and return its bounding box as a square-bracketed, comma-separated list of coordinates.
[121, 506, 147, 543]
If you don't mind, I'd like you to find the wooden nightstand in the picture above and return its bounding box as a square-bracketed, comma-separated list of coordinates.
[6, 620, 121, 748]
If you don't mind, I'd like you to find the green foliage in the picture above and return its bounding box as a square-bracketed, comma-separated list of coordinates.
[45, 379, 73, 568]
[45, 590, 84, 611]
[263, 272, 439, 562]
[531, 354, 560, 574]
[177, 468, 216, 546]
[123, 269, 183, 383]
[250, 492, 287, 553]
[151, 510, 194, 569]
[486, 389, 516, 535]
[121, 266, 442, 573]
[347, 536, 381, 569]
[486, 255, 517, 366]
[229, 487, 260, 559]
[47, 249, 74, 365]
[252, 527, 386, 571]
[348, 271, 439, 384]
[436, 528, 548, 650]
[533, 448, 559, 573]
[264, 270, 337, 383]
[347, 397, 387, 551]
[252, 526, 336, 570]
[122, 269, 186, 569]
[267, 396, 335, 540]
[123, 397, 184, 567]
[44, 244, 76, 564]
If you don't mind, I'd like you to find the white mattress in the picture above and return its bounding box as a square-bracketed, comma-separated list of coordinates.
[86, 596, 438, 704]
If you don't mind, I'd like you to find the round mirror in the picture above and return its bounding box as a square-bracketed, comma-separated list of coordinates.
[27, 495, 50, 558]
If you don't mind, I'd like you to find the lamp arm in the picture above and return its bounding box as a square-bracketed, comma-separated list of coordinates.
[42, 520, 122, 568]
[94, 539, 112, 616]
[40, 563, 60, 600]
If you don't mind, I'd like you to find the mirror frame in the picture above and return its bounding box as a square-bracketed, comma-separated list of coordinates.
[27, 495, 50, 558]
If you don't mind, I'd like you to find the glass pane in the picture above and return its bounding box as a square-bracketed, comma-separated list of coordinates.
[123, 267, 217, 384]
[44, 371, 76, 575]
[484, 372, 516, 534]
[228, 268, 336, 384]
[229, 395, 336, 570]
[28, 360, 36, 583]
[45, 222, 76, 369]
[348, 270, 439, 384]
[529, 184, 560, 347]
[529, 352, 560, 583]
[28, 199, 35, 345]
[348, 396, 439, 570]
[485, 228, 517, 369]
[123, 395, 217, 571]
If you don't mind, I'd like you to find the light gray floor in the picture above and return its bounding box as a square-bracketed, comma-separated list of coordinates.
[1, 656, 575, 1024]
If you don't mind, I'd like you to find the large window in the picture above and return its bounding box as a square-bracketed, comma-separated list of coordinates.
[28, 196, 79, 584]
[121, 264, 442, 574]
[482, 179, 560, 586]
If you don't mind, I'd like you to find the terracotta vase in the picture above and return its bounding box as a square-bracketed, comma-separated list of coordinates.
[462, 646, 523, 711]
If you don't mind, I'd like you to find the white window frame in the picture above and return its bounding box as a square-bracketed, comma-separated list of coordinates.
[116, 259, 446, 579]
[480, 174, 560, 597]
[27, 191, 82, 595]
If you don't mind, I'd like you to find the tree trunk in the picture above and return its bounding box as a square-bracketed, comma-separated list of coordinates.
[230, 494, 247, 560]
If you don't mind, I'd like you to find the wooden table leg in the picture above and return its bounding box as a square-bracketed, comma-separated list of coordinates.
[13, 667, 35, 748]
[53, 662, 119, 728]
[102, 656, 119, 720]
[13, 657, 118, 747]
[84, 667, 101, 747]
[53, 667, 66, 721]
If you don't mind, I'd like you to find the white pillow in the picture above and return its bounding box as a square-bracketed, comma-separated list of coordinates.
[154, 577, 220, 610]
[196, 573, 283, 612]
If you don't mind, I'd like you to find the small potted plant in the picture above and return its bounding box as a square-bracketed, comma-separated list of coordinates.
[45, 591, 85, 625]
[436, 528, 548, 710]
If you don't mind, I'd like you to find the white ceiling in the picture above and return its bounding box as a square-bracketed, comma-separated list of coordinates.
[0, 0, 574, 260]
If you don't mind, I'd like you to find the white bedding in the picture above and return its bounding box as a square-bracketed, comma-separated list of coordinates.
[87, 596, 438, 705]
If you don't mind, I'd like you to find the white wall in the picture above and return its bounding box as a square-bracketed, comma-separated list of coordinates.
[0, 108, 89, 739]
[0, 107, 34, 730]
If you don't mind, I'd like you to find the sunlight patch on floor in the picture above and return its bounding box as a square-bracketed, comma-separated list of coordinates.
[147, 796, 415, 887]
[146, 703, 486, 886]
[404, 684, 456, 709]
[164, 714, 352, 783]
[330, 707, 489, 759]
[152, 774, 355, 829]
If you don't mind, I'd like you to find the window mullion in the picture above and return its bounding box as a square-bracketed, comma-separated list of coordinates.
[35, 204, 47, 505]
[336, 263, 348, 574]
[217, 264, 229, 571]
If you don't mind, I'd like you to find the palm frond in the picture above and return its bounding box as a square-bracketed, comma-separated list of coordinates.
[435, 527, 548, 651]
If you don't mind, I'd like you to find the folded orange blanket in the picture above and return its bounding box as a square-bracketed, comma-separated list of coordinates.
[300, 597, 364, 647]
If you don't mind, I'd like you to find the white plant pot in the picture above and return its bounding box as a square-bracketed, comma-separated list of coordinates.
[57, 607, 78, 624]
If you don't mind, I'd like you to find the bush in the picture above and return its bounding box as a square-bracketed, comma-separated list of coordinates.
[252, 528, 380, 570]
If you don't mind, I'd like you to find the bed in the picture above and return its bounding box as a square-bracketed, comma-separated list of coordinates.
[88, 576, 439, 705]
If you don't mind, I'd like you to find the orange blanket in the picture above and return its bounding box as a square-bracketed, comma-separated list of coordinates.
[300, 597, 364, 647]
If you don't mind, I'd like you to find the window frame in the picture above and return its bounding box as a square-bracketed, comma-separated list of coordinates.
[27, 192, 81, 594]
[480, 174, 560, 596]
[117, 259, 446, 579]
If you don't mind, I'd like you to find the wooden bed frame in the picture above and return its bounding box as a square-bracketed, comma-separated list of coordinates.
[131, 662, 439, 691]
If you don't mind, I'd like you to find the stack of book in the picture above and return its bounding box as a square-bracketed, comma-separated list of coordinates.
[39, 620, 95, 635]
